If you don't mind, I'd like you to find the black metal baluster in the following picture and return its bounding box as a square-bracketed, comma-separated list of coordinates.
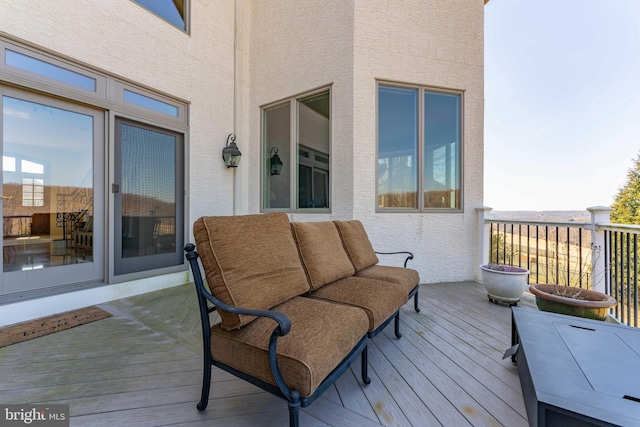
[627, 232, 632, 325]
[578, 229, 583, 288]
[634, 233, 638, 327]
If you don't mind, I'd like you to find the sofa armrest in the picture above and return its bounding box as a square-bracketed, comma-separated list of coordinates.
[185, 243, 298, 402]
[375, 251, 414, 268]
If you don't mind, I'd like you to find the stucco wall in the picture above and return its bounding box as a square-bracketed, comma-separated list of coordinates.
[246, 0, 356, 220]
[245, 0, 485, 283]
[351, 0, 485, 283]
[0, 0, 237, 225]
[1, 0, 484, 291]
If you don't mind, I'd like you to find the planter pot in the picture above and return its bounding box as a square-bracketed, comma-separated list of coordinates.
[529, 284, 618, 321]
[479, 264, 529, 305]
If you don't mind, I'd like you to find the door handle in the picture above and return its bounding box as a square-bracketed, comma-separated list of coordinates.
[0, 195, 12, 199]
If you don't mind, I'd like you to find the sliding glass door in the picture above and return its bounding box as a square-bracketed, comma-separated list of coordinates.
[1, 88, 104, 297]
[113, 117, 184, 276]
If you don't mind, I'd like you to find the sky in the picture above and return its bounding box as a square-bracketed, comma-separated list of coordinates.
[484, 0, 640, 211]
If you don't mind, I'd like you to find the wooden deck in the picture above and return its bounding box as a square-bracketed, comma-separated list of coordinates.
[0, 282, 535, 426]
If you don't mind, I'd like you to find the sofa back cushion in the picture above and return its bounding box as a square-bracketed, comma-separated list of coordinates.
[291, 221, 355, 290]
[193, 212, 310, 330]
[333, 220, 379, 272]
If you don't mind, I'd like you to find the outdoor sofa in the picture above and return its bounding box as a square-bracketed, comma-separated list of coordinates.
[184, 212, 420, 426]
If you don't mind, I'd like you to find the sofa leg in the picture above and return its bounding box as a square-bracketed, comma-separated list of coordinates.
[196, 353, 212, 411]
[361, 346, 371, 385]
[394, 312, 402, 339]
[414, 290, 421, 313]
[288, 398, 301, 427]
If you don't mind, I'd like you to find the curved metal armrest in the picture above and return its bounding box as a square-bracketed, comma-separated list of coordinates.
[198, 287, 291, 336]
[184, 243, 291, 336]
[184, 243, 296, 402]
[375, 251, 414, 268]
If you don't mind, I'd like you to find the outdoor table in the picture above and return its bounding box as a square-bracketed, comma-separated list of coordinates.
[509, 306, 640, 427]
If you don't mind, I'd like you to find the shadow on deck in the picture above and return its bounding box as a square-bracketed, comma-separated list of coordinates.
[0, 282, 534, 426]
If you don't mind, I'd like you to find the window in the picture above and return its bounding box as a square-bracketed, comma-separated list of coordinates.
[133, 0, 188, 31]
[124, 89, 179, 117]
[377, 83, 462, 211]
[22, 178, 44, 207]
[6, 50, 97, 91]
[262, 89, 331, 211]
[114, 118, 184, 275]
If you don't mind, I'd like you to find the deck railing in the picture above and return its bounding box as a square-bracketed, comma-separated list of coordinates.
[486, 220, 593, 288]
[478, 207, 639, 327]
[602, 223, 640, 327]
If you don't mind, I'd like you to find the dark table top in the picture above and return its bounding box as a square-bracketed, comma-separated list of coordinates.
[512, 307, 640, 426]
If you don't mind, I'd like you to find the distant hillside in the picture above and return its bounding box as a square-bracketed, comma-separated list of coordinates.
[487, 210, 591, 223]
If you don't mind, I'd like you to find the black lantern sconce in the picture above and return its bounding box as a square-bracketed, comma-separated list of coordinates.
[269, 147, 283, 176]
[222, 133, 242, 168]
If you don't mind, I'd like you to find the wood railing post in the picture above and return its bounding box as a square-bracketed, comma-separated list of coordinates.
[477, 206, 493, 281]
[587, 206, 612, 294]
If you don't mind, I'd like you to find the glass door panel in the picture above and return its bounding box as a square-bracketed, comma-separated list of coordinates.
[1, 90, 104, 296]
[113, 118, 183, 276]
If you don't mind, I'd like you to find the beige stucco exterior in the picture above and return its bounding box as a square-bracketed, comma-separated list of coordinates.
[245, 0, 484, 282]
[0, 0, 484, 325]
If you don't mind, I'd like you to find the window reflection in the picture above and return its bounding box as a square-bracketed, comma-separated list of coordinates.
[124, 90, 179, 117]
[2, 96, 94, 272]
[377, 86, 419, 208]
[262, 89, 331, 211]
[263, 103, 291, 209]
[377, 84, 462, 210]
[297, 91, 330, 209]
[424, 92, 461, 209]
[5, 50, 96, 91]
[120, 124, 177, 259]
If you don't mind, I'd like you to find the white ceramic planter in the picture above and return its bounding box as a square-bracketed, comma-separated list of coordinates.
[479, 264, 530, 305]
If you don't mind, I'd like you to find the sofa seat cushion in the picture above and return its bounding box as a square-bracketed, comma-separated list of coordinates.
[194, 212, 310, 331]
[210, 296, 369, 398]
[333, 220, 379, 272]
[356, 265, 420, 296]
[309, 277, 407, 332]
[291, 221, 355, 290]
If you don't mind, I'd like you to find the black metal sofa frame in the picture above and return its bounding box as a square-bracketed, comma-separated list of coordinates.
[185, 243, 370, 426]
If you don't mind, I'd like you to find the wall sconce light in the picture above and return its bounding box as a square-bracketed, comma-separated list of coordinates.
[222, 133, 242, 168]
[269, 147, 283, 175]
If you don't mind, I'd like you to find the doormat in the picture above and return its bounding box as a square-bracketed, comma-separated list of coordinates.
[0, 306, 112, 348]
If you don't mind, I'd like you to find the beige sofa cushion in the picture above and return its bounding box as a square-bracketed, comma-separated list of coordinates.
[194, 212, 310, 331]
[309, 276, 407, 332]
[211, 296, 369, 397]
[291, 221, 355, 290]
[333, 220, 379, 272]
[356, 265, 420, 296]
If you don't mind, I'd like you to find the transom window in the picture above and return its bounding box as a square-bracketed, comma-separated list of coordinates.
[6, 49, 97, 91]
[262, 88, 331, 212]
[377, 83, 463, 211]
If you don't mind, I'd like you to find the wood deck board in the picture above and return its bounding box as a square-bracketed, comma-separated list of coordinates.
[333, 365, 378, 422]
[400, 306, 523, 397]
[0, 281, 531, 426]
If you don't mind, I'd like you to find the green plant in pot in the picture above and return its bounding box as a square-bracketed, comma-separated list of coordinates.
[529, 284, 617, 321]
